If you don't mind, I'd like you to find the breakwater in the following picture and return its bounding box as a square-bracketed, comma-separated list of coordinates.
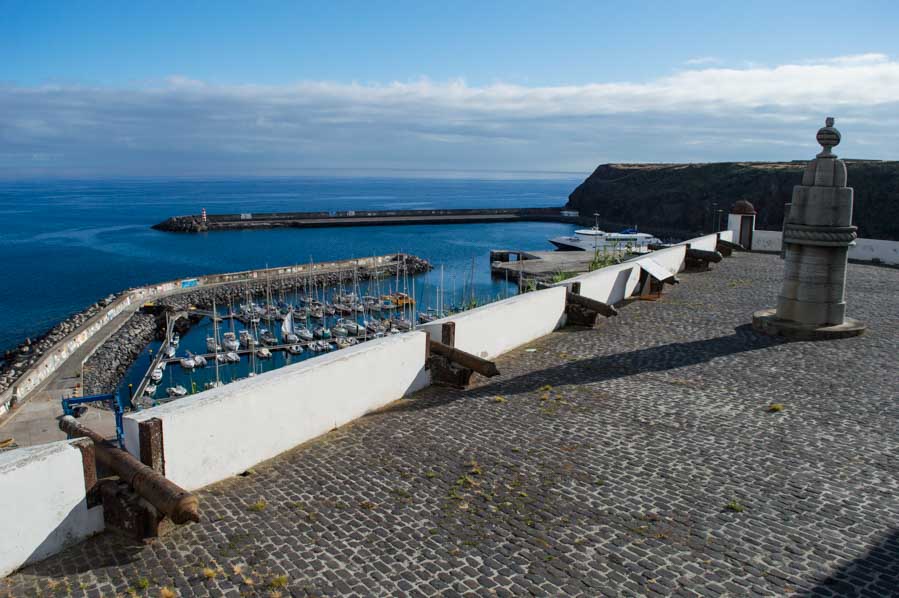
[153, 207, 576, 233]
[83, 313, 159, 395]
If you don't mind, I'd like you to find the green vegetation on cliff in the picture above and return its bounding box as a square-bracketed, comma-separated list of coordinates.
[566, 161, 899, 240]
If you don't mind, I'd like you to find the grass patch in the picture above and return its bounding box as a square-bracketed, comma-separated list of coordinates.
[725, 500, 745, 513]
[269, 575, 288, 589]
[247, 499, 267, 512]
[768, 403, 785, 413]
[133, 577, 150, 591]
[493, 395, 507, 403]
[202, 567, 217, 580]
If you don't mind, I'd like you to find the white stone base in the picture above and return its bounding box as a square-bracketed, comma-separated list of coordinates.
[751, 308, 866, 340]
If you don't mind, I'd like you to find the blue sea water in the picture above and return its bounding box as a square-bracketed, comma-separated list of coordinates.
[0, 177, 581, 354]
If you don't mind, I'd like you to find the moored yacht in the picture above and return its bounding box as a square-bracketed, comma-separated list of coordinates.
[550, 218, 661, 252]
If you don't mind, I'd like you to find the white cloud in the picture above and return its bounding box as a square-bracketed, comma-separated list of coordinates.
[1, 54, 898, 176]
[685, 56, 722, 66]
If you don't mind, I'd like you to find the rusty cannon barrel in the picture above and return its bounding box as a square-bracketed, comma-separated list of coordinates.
[429, 339, 500, 377]
[60, 416, 199, 524]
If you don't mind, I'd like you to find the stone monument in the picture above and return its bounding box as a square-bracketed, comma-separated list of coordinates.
[752, 117, 866, 339]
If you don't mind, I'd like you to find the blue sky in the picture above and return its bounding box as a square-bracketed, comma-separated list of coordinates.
[2, 0, 898, 177]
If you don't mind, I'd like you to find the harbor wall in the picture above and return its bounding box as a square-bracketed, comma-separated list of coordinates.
[750, 230, 899, 265]
[122, 332, 429, 490]
[0, 439, 104, 577]
[418, 287, 567, 359]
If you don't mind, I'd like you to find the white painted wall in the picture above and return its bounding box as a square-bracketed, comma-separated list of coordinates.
[718, 230, 734, 244]
[634, 245, 687, 277]
[850, 237, 899, 265]
[750, 230, 899, 265]
[682, 233, 719, 252]
[418, 287, 566, 359]
[123, 332, 428, 490]
[752, 230, 783, 252]
[0, 440, 104, 577]
[557, 263, 642, 305]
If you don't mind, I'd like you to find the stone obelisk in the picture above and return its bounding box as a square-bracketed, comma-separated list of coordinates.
[752, 117, 866, 339]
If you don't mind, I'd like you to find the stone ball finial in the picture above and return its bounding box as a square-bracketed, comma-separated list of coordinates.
[816, 116, 841, 157]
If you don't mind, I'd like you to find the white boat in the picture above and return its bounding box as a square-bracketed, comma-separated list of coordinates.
[256, 347, 272, 359]
[165, 345, 176, 358]
[150, 368, 163, 382]
[225, 351, 241, 363]
[206, 337, 221, 353]
[223, 332, 240, 352]
[171, 334, 180, 348]
[204, 380, 224, 390]
[259, 329, 277, 345]
[335, 337, 351, 349]
[281, 314, 299, 343]
[193, 354, 207, 368]
[392, 318, 412, 332]
[239, 330, 255, 348]
[179, 356, 196, 369]
[339, 319, 360, 335]
[145, 384, 157, 396]
[166, 385, 188, 398]
[216, 353, 227, 363]
[297, 327, 314, 341]
[287, 344, 303, 355]
[332, 323, 348, 337]
[549, 225, 661, 252]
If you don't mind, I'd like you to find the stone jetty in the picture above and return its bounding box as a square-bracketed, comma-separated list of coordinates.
[82, 313, 159, 396]
[153, 207, 574, 233]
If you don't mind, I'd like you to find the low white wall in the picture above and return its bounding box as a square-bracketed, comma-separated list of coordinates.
[123, 332, 428, 490]
[718, 230, 734, 243]
[634, 245, 687, 276]
[682, 233, 719, 252]
[0, 440, 104, 577]
[752, 230, 783, 252]
[750, 230, 899, 265]
[850, 238, 899, 265]
[418, 287, 566, 360]
[558, 263, 641, 305]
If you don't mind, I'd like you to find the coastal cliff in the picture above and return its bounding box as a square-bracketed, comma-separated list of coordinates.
[566, 161, 899, 240]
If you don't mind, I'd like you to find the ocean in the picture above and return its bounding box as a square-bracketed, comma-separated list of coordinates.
[0, 176, 582, 354]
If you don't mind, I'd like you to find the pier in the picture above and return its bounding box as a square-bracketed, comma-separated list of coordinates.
[153, 207, 579, 233]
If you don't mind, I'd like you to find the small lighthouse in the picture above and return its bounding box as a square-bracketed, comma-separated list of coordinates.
[201, 207, 207, 225]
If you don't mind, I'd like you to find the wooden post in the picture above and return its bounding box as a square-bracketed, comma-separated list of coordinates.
[138, 418, 165, 476]
[70, 437, 100, 508]
[441, 321, 455, 347]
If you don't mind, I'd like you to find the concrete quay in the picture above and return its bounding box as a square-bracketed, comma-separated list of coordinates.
[4, 252, 897, 596]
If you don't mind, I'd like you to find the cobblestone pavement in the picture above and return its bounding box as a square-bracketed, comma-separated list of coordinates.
[4, 253, 898, 597]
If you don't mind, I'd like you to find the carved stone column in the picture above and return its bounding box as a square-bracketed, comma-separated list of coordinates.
[752, 118, 866, 339]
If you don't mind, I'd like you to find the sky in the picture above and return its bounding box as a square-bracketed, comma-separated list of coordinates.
[2, 0, 899, 178]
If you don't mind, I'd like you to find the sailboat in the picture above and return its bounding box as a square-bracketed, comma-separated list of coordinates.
[282, 312, 299, 343]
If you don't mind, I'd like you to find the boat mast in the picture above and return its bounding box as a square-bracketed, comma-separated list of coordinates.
[212, 297, 220, 386]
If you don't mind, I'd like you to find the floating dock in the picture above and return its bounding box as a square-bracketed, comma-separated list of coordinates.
[153, 207, 579, 233]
